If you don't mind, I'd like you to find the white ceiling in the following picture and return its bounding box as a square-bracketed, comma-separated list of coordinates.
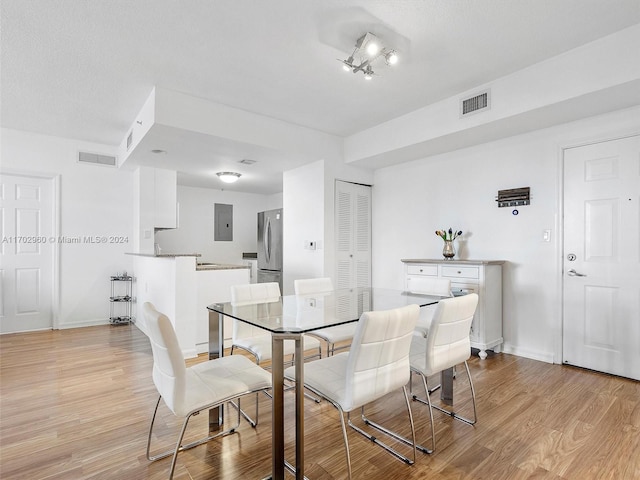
[2, 1, 639, 193]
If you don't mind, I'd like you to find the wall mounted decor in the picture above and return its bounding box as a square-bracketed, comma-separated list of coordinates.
[496, 187, 530, 208]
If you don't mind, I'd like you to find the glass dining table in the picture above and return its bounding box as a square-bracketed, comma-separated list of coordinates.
[207, 287, 445, 480]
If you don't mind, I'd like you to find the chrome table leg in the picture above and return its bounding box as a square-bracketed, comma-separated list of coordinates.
[440, 367, 454, 406]
[271, 334, 286, 480]
[208, 309, 224, 431]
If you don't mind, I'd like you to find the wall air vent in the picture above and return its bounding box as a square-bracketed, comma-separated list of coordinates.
[78, 151, 117, 167]
[126, 130, 133, 151]
[460, 89, 490, 117]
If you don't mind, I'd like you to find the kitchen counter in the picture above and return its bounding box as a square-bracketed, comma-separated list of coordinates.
[127, 253, 248, 271]
[196, 263, 250, 271]
[126, 253, 201, 257]
[130, 253, 250, 357]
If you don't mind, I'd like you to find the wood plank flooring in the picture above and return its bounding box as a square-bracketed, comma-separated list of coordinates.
[1, 324, 638, 479]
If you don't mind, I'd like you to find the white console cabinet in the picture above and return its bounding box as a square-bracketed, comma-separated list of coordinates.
[402, 259, 504, 359]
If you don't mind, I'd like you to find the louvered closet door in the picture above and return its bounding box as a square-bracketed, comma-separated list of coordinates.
[335, 180, 371, 290]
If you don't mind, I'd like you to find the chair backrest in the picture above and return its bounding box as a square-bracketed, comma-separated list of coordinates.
[425, 293, 479, 374]
[294, 277, 333, 295]
[407, 277, 452, 297]
[343, 304, 419, 411]
[143, 302, 187, 415]
[230, 283, 281, 339]
[231, 282, 281, 304]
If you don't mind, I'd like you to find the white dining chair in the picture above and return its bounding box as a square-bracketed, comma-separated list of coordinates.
[230, 282, 321, 363]
[230, 282, 321, 425]
[294, 277, 357, 357]
[409, 293, 479, 452]
[143, 302, 272, 480]
[406, 277, 452, 338]
[284, 304, 420, 480]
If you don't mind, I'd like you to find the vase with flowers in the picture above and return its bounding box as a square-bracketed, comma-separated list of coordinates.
[436, 228, 462, 259]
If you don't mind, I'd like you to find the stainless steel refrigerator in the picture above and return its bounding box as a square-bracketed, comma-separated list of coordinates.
[257, 208, 283, 291]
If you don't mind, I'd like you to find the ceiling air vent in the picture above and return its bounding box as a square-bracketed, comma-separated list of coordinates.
[460, 90, 490, 117]
[239, 159, 257, 165]
[78, 151, 117, 167]
[126, 130, 133, 151]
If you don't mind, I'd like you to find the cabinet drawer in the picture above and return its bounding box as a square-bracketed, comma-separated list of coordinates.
[451, 284, 478, 296]
[441, 265, 480, 280]
[407, 264, 438, 276]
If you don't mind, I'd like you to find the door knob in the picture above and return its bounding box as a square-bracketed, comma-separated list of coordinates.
[567, 269, 587, 277]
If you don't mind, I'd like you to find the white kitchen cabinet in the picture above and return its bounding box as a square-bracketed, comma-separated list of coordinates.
[134, 167, 178, 253]
[153, 168, 177, 229]
[402, 259, 504, 359]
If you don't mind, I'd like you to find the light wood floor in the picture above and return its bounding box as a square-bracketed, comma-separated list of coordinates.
[1, 324, 639, 479]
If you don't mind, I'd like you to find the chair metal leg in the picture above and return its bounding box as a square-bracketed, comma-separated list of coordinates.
[146, 395, 163, 461]
[411, 361, 477, 453]
[168, 413, 192, 479]
[413, 371, 436, 452]
[358, 385, 431, 455]
[338, 405, 353, 480]
[348, 385, 421, 463]
[226, 347, 263, 427]
[421, 362, 476, 425]
[147, 395, 241, 478]
[229, 395, 259, 427]
[287, 353, 322, 404]
[283, 461, 312, 480]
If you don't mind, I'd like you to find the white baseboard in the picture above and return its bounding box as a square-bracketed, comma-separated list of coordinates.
[57, 318, 112, 329]
[196, 339, 233, 356]
[501, 343, 555, 364]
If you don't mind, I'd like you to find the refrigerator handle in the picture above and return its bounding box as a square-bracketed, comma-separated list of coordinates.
[264, 217, 271, 263]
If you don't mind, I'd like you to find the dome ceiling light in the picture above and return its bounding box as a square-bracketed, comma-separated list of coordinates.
[216, 172, 242, 183]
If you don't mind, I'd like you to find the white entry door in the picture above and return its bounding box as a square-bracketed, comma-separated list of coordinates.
[562, 135, 640, 380]
[0, 174, 54, 333]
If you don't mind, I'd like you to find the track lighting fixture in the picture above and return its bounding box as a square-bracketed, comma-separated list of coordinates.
[339, 32, 399, 79]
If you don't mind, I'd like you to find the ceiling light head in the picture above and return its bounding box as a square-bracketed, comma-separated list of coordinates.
[216, 172, 241, 183]
[385, 50, 399, 65]
[364, 66, 374, 80]
[342, 56, 354, 71]
[366, 40, 380, 57]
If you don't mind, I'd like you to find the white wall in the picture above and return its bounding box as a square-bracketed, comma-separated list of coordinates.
[155, 184, 281, 264]
[1, 128, 134, 328]
[282, 157, 375, 295]
[372, 106, 640, 363]
[283, 160, 326, 295]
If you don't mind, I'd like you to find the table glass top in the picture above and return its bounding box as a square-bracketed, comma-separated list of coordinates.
[207, 287, 443, 334]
